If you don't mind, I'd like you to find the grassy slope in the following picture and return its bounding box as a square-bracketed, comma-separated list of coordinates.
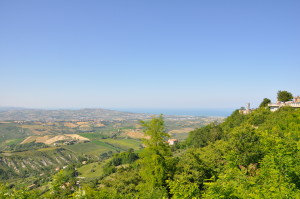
[78, 133, 106, 139]
[63, 140, 119, 155]
[0, 147, 78, 180]
[77, 159, 110, 178]
[0, 123, 30, 149]
[101, 138, 142, 151]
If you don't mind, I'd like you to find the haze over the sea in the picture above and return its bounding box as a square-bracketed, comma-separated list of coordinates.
[116, 108, 234, 117]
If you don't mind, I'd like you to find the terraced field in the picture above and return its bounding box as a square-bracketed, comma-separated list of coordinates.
[0, 147, 78, 179]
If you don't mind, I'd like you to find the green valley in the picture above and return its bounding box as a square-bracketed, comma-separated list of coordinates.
[1, 97, 300, 198]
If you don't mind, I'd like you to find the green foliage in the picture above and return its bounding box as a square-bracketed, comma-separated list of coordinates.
[0, 147, 78, 180]
[2, 99, 300, 198]
[185, 122, 223, 148]
[198, 140, 229, 176]
[109, 149, 139, 166]
[277, 90, 293, 102]
[77, 161, 107, 179]
[102, 149, 139, 176]
[137, 187, 169, 199]
[138, 115, 172, 194]
[247, 107, 270, 126]
[0, 123, 30, 150]
[100, 167, 141, 198]
[182, 104, 300, 198]
[46, 165, 79, 198]
[259, 98, 271, 108]
[202, 108, 300, 198]
[227, 124, 263, 166]
[221, 110, 247, 133]
[138, 149, 169, 188]
[0, 183, 40, 199]
[203, 148, 300, 199]
[9, 142, 48, 152]
[79, 107, 300, 198]
[140, 115, 170, 151]
[167, 149, 211, 198]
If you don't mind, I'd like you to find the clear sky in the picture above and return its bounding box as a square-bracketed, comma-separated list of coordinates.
[1, 0, 299, 110]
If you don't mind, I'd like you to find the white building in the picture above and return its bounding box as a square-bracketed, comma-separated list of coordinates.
[167, 139, 178, 145]
[268, 97, 300, 112]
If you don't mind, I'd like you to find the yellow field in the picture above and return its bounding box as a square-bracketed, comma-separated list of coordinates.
[76, 122, 89, 125]
[64, 122, 78, 128]
[169, 128, 194, 134]
[95, 123, 105, 127]
[21, 134, 90, 145]
[122, 130, 149, 139]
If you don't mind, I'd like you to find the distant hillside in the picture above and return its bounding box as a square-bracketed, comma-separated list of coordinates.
[0, 108, 151, 121]
[0, 108, 212, 121]
[0, 107, 27, 112]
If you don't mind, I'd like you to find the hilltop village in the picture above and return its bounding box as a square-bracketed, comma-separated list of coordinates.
[268, 96, 300, 111]
[240, 93, 300, 114]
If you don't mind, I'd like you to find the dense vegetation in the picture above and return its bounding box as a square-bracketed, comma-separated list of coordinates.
[259, 98, 271, 108]
[1, 105, 300, 198]
[277, 90, 293, 102]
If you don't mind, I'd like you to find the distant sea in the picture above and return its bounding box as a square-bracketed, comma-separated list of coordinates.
[115, 108, 235, 117]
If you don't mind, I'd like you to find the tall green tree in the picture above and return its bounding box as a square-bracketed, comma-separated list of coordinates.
[140, 114, 170, 152]
[137, 115, 172, 197]
[259, 98, 271, 108]
[277, 90, 293, 102]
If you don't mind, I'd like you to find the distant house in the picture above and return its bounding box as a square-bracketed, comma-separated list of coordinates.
[268, 96, 300, 112]
[239, 103, 253, 115]
[167, 139, 178, 145]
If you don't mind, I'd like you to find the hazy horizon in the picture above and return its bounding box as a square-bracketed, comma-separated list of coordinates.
[0, 106, 234, 117]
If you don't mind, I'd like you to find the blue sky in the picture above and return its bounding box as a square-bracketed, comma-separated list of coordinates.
[0, 0, 299, 110]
